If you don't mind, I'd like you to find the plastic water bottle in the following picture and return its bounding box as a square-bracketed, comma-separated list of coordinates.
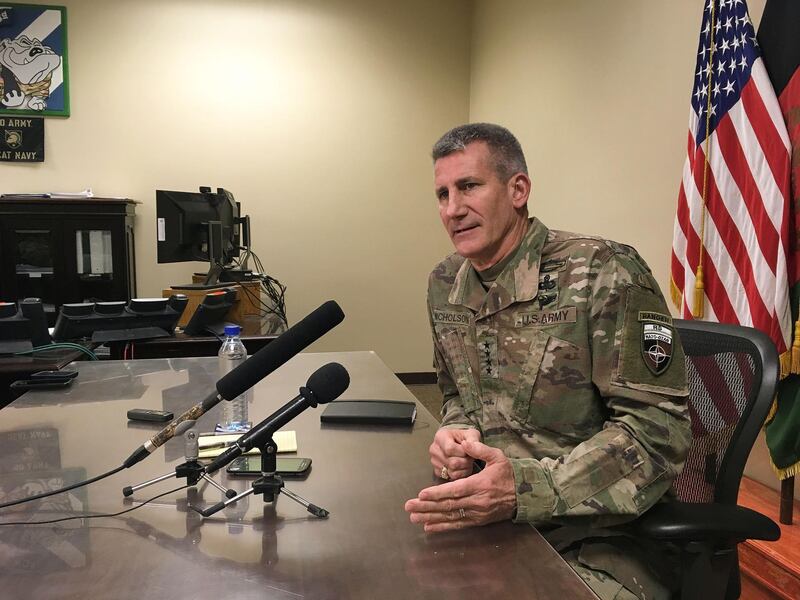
[217, 324, 251, 432]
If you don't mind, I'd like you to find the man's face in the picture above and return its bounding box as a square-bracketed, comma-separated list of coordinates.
[434, 141, 528, 270]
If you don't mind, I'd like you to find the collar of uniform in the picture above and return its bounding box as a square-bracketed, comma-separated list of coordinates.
[448, 218, 549, 318]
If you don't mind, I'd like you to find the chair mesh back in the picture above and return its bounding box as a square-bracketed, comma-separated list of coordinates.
[672, 327, 761, 504]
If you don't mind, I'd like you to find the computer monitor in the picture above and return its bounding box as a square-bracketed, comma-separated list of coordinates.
[156, 188, 241, 286]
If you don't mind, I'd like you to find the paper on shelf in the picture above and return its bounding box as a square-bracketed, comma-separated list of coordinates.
[50, 188, 94, 199]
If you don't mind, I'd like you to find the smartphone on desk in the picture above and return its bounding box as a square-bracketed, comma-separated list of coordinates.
[10, 378, 73, 392]
[227, 456, 311, 477]
[31, 369, 78, 381]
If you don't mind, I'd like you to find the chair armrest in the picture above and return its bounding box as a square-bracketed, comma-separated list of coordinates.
[635, 502, 780, 543]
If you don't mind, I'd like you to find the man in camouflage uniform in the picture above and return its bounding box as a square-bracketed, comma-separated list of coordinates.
[405, 123, 691, 600]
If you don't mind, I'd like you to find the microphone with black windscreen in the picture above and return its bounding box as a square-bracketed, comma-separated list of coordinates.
[0, 302, 345, 512]
[204, 362, 350, 475]
[195, 362, 350, 519]
[123, 300, 344, 469]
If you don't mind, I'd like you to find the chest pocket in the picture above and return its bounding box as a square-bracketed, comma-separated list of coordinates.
[511, 332, 595, 435]
[436, 326, 481, 415]
[510, 329, 549, 423]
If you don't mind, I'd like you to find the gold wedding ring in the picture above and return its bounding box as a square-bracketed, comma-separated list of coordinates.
[440, 465, 449, 480]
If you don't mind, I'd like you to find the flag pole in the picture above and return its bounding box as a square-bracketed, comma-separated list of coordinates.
[695, 0, 719, 319]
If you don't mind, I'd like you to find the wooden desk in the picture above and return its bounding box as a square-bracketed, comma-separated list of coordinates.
[0, 352, 596, 599]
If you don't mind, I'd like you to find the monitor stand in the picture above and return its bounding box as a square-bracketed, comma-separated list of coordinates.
[169, 266, 253, 291]
[219, 269, 253, 282]
[170, 267, 230, 291]
[169, 281, 231, 291]
[172, 220, 228, 289]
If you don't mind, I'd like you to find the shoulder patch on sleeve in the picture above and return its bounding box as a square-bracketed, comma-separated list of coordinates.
[614, 286, 686, 394]
[639, 311, 675, 375]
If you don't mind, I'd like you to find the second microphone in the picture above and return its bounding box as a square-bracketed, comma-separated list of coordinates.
[205, 362, 350, 474]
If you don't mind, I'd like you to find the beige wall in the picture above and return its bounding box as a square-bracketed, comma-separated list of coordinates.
[467, 0, 763, 306]
[1, 0, 468, 372]
[471, 0, 750, 297]
[469, 0, 790, 494]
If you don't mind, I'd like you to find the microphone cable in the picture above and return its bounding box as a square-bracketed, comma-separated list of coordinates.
[2, 300, 344, 511]
[0, 464, 125, 510]
[0, 483, 190, 526]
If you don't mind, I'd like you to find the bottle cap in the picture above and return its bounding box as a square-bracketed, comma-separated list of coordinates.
[223, 324, 241, 336]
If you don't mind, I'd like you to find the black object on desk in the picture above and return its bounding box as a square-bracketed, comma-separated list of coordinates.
[127, 408, 174, 423]
[183, 288, 237, 336]
[0, 347, 88, 408]
[10, 378, 73, 393]
[30, 369, 78, 381]
[53, 295, 188, 343]
[105, 315, 282, 359]
[320, 400, 417, 425]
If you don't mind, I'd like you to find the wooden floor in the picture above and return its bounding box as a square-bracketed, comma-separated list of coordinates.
[738, 477, 800, 599]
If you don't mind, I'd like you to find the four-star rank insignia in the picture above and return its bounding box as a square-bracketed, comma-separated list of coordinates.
[639, 311, 674, 376]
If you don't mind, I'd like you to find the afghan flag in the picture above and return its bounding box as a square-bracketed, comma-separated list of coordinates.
[758, 0, 800, 480]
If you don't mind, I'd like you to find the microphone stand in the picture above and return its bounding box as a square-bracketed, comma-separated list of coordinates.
[192, 435, 329, 519]
[123, 423, 236, 500]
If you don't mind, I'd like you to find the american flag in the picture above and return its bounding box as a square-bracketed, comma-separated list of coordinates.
[671, 0, 795, 369]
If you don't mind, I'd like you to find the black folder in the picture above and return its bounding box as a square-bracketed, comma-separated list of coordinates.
[320, 400, 417, 426]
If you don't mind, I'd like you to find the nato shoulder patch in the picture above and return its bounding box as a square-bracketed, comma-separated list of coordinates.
[639, 312, 674, 376]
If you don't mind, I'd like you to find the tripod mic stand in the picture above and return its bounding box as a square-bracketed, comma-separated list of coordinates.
[123, 422, 236, 499]
[192, 436, 329, 518]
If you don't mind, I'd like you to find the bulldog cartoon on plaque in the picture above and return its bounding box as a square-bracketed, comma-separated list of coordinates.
[0, 4, 69, 117]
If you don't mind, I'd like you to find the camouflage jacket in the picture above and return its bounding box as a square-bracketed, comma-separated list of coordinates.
[428, 218, 691, 528]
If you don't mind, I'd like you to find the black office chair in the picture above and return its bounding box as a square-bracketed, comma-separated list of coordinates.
[635, 319, 781, 599]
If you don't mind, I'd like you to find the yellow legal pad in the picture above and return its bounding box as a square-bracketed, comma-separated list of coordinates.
[197, 430, 297, 459]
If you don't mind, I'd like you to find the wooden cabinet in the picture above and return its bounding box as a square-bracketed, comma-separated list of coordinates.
[0, 197, 137, 320]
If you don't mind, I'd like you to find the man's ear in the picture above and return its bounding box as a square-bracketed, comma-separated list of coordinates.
[509, 173, 531, 209]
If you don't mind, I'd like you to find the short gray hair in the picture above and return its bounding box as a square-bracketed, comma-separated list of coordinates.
[432, 123, 528, 181]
